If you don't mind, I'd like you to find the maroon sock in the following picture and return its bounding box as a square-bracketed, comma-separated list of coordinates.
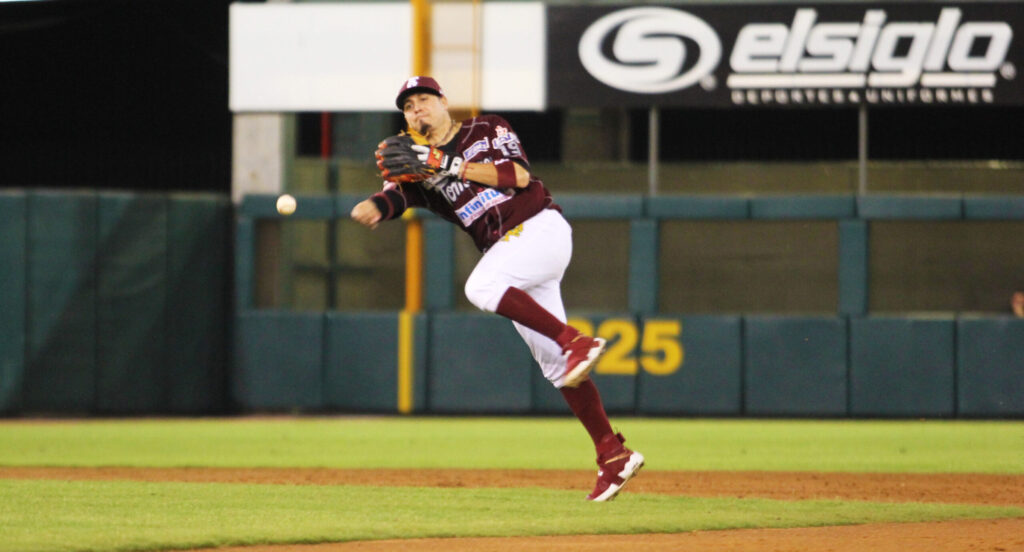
[495, 287, 570, 343]
[560, 379, 615, 447]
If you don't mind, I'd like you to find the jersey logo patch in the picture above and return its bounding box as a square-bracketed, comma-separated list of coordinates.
[462, 138, 488, 161]
[454, 188, 513, 227]
[492, 129, 522, 158]
[501, 223, 525, 242]
[439, 179, 469, 203]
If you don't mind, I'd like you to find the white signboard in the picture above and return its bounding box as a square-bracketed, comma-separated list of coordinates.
[230, 2, 545, 112]
[230, 3, 412, 111]
[481, 3, 546, 110]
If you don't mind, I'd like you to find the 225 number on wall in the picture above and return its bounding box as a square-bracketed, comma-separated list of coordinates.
[567, 318, 684, 376]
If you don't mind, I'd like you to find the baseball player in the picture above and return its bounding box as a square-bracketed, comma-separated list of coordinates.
[350, 76, 644, 501]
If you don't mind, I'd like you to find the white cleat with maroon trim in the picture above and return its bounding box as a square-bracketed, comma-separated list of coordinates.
[587, 433, 645, 502]
[561, 335, 606, 388]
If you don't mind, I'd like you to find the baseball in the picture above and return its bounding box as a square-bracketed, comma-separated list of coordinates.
[276, 194, 296, 216]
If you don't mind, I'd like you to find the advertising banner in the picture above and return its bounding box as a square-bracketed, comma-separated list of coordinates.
[548, 3, 1023, 108]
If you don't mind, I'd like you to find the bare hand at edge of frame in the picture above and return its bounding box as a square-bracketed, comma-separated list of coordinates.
[351, 200, 382, 230]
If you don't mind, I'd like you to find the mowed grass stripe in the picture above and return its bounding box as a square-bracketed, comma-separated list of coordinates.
[4, 467, 1024, 507]
[1, 479, 1021, 552]
[1, 418, 1022, 473]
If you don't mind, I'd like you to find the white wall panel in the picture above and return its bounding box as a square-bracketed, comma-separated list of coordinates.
[230, 2, 546, 112]
[229, 3, 411, 112]
[481, 3, 546, 111]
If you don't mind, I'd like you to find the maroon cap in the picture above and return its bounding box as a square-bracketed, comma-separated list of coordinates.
[395, 76, 444, 110]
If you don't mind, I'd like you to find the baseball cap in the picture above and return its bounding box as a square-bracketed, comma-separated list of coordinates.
[395, 76, 444, 110]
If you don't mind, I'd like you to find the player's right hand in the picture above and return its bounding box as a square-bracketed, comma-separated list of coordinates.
[351, 200, 382, 229]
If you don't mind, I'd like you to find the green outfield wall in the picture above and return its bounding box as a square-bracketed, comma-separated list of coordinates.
[228, 193, 1024, 418]
[230, 309, 1024, 417]
[2, 191, 1023, 417]
[0, 191, 230, 415]
[0, 193, 27, 413]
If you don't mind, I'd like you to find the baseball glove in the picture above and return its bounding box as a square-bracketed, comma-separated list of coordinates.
[376, 134, 466, 184]
[376, 135, 431, 183]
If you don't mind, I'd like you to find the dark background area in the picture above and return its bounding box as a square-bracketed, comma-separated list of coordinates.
[2, 0, 1021, 188]
[0, 0, 231, 191]
[297, 105, 1022, 163]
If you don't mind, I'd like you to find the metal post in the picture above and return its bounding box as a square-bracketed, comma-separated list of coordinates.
[858, 103, 868, 195]
[648, 107, 659, 196]
[407, 0, 429, 314]
[398, 0, 432, 415]
[471, 0, 482, 117]
[411, 0, 431, 84]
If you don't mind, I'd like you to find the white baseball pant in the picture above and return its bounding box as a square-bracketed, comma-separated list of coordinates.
[464, 208, 573, 387]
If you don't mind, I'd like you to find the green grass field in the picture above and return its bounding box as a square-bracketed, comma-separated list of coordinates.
[1, 417, 1022, 552]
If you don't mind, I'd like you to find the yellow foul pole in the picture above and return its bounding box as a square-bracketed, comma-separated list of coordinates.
[398, 0, 431, 414]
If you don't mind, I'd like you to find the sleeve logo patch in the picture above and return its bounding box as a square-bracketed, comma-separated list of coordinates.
[462, 138, 489, 161]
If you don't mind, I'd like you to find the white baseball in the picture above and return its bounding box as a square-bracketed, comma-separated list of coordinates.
[276, 194, 297, 216]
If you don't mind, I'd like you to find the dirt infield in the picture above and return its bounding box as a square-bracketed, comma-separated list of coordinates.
[4, 467, 1023, 551]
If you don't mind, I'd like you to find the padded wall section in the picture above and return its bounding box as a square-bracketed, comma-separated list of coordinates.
[838, 220, 868, 316]
[628, 219, 659, 314]
[324, 312, 398, 411]
[870, 221, 1024, 312]
[95, 194, 168, 413]
[744, 316, 848, 416]
[234, 311, 324, 411]
[283, 219, 330, 310]
[850, 317, 955, 417]
[24, 192, 98, 412]
[332, 218, 406, 310]
[963, 196, 1024, 219]
[957, 317, 1024, 417]
[424, 220, 455, 310]
[166, 195, 230, 413]
[659, 221, 838, 313]
[857, 195, 962, 219]
[427, 313, 533, 413]
[637, 315, 741, 415]
[0, 192, 27, 412]
[12, 192, 230, 415]
[235, 217, 255, 310]
[645, 195, 748, 218]
[412, 313, 430, 412]
[562, 221, 631, 312]
[749, 195, 855, 219]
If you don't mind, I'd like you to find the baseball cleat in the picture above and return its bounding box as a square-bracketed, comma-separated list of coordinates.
[561, 335, 606, 388]
[587, 433, 645, 502]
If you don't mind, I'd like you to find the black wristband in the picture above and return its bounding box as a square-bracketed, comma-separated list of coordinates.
[370, 188, 408, 221]
[370, 194, 393, 220]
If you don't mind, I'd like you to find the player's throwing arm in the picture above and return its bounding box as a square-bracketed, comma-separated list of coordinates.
[350, 200, 382, 229]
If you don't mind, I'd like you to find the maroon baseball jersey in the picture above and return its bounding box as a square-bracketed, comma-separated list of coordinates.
[370, 115, 560, 252]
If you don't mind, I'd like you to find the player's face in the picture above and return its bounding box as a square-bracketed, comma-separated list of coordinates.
[403, 93, 448, 135]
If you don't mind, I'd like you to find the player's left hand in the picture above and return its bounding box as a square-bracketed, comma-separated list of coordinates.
[376, 135, 430, 183]
[376, 135, 465, 183]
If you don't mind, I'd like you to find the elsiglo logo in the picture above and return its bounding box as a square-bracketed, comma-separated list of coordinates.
[578, 7, 722, 94]
[728, 8, 1014, 90]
